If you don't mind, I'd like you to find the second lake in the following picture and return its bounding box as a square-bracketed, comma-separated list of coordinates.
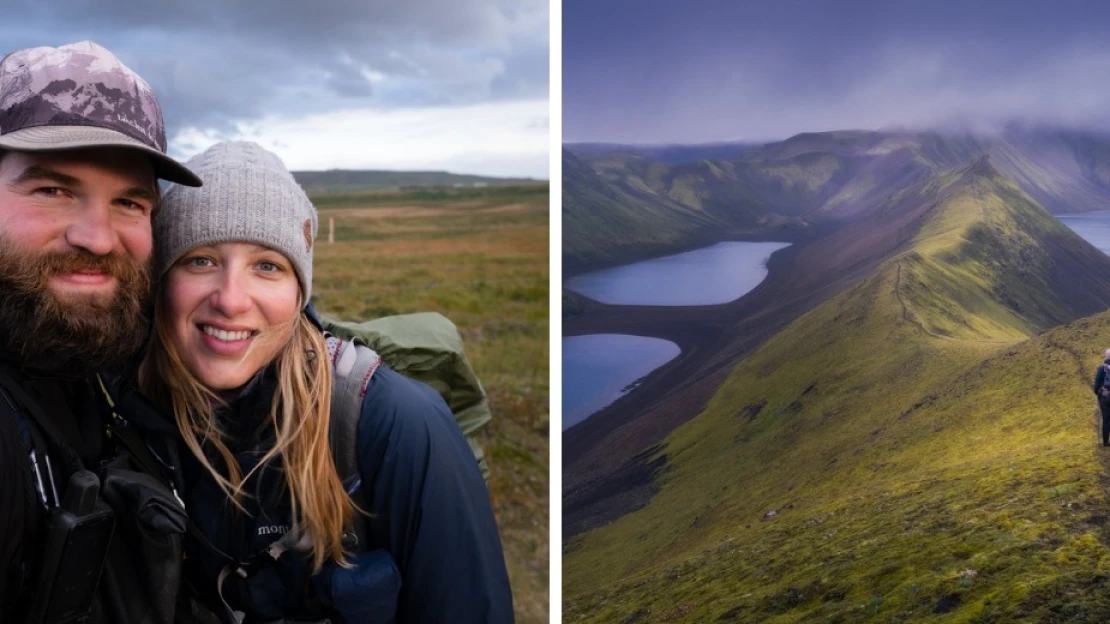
[562, 334, 681, 431]
[564, 239, 792, 429]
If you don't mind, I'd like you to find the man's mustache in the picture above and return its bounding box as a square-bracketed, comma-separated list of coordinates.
[22, 249, 146, 286]
[0, 240, 153, 372]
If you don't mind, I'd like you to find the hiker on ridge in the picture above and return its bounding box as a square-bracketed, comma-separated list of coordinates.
[1092, 348, 1110, 447]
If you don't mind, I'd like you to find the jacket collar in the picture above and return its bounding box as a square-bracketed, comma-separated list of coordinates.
[303, 302, 324, 332]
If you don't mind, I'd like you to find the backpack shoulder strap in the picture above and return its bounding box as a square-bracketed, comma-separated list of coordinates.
[0, 370, 48, 615]
[0, 366, 83, 478]
[325, 332, 381, 483]
[324, 332, 381, 549]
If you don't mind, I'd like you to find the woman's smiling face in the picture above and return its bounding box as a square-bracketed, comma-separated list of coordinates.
[164, 241, 301, 391]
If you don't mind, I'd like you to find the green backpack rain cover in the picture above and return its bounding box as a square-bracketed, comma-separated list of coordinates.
[319, 312, 492, 482]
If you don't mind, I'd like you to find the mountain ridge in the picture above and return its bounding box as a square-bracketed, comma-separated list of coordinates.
[564, 128, 1110, 274]
[565, 160, 1110, 621]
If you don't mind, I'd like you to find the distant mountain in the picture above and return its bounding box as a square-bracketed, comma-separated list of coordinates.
[736, 128, 1110, 217]
[562, 149, 728, 273]
[291, 169, 538, 193]
[566, 141, 758, 164]
[977, 127, 1110, 214]
[565, 160, 1110, 621]
[563, 148, 820, 272]
[564, 128, 1110, 273]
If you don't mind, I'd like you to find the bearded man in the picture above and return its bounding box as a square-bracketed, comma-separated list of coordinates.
[0, 41, 201, 622]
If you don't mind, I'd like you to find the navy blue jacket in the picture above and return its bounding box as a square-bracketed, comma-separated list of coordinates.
[1094, 360, 1110, 396]
[180, 364, 513, 623]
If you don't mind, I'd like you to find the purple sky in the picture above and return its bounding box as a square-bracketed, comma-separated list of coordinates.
[564, 0, 1110, 144]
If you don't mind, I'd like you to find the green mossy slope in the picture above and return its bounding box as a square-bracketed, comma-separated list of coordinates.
[562, 149, 724, 272]
[565, 162, 1110, 622]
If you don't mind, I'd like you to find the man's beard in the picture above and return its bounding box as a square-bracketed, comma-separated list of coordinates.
[0, 242, 153, 372]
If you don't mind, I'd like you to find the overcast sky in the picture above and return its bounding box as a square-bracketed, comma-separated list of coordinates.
[3, 0, 548, 176]
[564, 0, 1110, 145]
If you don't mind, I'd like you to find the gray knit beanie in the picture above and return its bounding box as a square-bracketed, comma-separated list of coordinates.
[155, 141, 317, 301]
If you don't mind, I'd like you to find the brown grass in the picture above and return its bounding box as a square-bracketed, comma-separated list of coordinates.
[311, 186, 550, 622]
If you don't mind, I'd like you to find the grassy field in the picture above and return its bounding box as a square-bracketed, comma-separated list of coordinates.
[311, 183, 548, 209]
[308, 184, 549, 622]
[564, 168, 1110, 621]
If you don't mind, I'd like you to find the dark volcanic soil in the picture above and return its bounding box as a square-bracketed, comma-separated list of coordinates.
[563, 192, 943, 538]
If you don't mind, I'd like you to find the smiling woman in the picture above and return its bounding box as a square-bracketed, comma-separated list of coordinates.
[138, 141, 513, 623]
[165, 243, 301, 392]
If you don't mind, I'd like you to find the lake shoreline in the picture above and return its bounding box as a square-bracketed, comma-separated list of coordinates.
[1057, 211, 1110, 257]
[562, 238, 810, 536]
[563, 211, 926, 537]
[565, 241, 791, 307]
[563, 224, 816, 280]
[563, 334, 681, 431]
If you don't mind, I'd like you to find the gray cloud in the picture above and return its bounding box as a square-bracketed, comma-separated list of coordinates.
[622, 40, 1110, 143]
[6, 0, 547, 139]
[563, 0, 1110, 143]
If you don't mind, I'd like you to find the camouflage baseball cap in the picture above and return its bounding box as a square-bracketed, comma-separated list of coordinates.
[0, 41, 201, 186]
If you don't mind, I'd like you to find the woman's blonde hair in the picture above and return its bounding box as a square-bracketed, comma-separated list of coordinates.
[139, 290, 355, 572]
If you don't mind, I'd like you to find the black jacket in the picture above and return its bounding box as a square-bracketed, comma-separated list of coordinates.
[0, 357, 186, 624]
[0, 358, 108, 618]
[181, 364, 514, 623]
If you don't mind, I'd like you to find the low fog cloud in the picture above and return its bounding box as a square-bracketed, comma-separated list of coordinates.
[651, 41, 1110, 143]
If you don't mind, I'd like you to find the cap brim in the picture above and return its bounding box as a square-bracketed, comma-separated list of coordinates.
[0, 126, 202, 187]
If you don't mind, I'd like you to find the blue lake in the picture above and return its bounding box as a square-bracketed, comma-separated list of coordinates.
[565, 241, 791, 306]
[563, 240, 791, 429]
[562, 334, 680, 430]
[1058, 210, 1110, 256]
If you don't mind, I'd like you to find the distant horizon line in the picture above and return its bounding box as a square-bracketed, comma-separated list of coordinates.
[564, 122, 1110, 149]
[288, 167, 546, 181]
